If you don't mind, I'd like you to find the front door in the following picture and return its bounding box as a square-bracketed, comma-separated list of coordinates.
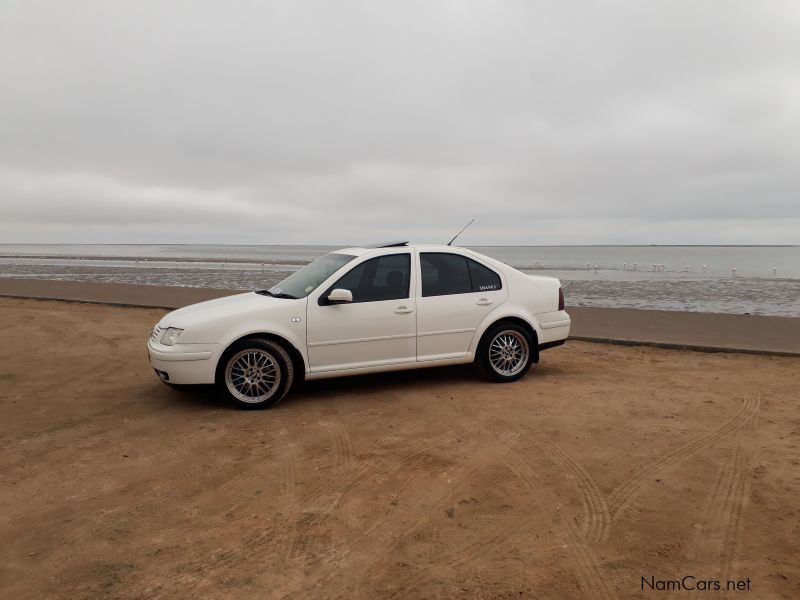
[306, 252, 416, 372]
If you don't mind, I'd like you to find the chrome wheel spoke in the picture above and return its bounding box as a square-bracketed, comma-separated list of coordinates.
[487, 330, 529, 376]
[225, 348, 282, 403]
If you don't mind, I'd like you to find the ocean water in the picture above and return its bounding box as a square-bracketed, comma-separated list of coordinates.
[1, 244, 798, 317]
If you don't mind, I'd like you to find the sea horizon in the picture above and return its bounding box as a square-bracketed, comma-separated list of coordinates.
[1, 243, 798, 317]
[1, 242, 797, 247]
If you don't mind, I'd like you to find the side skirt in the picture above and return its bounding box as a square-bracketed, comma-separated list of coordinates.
[304, 355, 474, 381]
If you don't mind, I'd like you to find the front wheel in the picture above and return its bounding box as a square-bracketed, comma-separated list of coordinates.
[476, 323, 533, 382]
[216, 338, 294, 409]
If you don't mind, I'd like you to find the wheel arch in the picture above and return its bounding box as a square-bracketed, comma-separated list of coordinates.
[474, 315, 540, 364]
[216, 332, 307, 383]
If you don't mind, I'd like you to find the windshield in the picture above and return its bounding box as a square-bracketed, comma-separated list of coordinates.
[267, 252, 356, 299]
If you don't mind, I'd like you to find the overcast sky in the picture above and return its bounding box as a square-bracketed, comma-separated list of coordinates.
[1, 1, 799, 245]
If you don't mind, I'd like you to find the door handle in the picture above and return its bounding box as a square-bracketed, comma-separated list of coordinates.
[476, 298, 493, 306]
[394, 306, 414, 314]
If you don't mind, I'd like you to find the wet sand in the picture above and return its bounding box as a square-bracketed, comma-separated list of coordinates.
[1, 278, 798, 355]
[1, 297, 798, 599]
[3, 262, 800, 316]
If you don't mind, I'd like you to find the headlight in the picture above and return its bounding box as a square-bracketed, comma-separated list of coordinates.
[160, 327, 184, 346]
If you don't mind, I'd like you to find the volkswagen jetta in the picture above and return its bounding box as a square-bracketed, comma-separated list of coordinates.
[147, 243, 570, 408]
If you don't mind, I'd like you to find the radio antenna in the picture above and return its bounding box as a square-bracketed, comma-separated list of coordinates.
[447, 218, 475, 246]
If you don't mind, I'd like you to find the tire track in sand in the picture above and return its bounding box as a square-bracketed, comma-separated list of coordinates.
[182, 421, 480, 596]
[517, 423, 610, 544]
[487, 423, 617, 600]
[285, 421, 477, 565]
[286, 419, 355, 561]
[301, 421, 560, 598]
[688, 398, 759, 596]
[50, 422, 295, 565]
[607, 394, 760, 527]
[321, 419, 355, 472]
[423, 417, 617, 600]
[168, 432, 299, 598]
[178, 421, 333, 590]
[313, 423, 541, 581]
[305, 463, 486, 600]
[690, 445, 750, 587]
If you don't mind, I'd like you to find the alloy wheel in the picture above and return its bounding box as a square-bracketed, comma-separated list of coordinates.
[488, 330, 530, 377]
[224, 349, 282, 403]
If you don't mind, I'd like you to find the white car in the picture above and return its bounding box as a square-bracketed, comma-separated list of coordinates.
[147, 243, 570, 409]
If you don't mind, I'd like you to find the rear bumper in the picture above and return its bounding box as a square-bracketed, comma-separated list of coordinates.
[536, 310, 571, 345]
[147, 341, 219, 385]
[538, 338, 566, 351]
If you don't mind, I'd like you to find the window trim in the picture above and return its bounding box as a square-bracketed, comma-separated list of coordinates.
[419, 252, 503, 298]
[318, 252, 412, 305]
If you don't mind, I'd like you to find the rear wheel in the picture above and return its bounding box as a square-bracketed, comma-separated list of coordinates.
[216, 338, 294, 409]
[477, 323, 533, 382]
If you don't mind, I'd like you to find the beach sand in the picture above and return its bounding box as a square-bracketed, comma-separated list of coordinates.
[1, 297, 798, 599]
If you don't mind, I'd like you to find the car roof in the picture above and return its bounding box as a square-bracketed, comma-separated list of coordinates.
[362, 241, 409, 248]
[335, 244, 473, 256]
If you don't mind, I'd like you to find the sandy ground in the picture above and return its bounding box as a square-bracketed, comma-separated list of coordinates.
[1, 297, 798, 600]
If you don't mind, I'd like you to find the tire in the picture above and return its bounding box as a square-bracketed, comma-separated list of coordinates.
[476, 322, 533, 383]
[216, 338, 294, 409]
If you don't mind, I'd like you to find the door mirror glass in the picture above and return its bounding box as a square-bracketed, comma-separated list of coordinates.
[327, 288, 353, 304]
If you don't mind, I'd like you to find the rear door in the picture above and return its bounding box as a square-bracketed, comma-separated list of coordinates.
[416, 252, 507, 361]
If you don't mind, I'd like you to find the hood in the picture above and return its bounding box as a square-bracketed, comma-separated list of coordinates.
[160, 292, 290, 329]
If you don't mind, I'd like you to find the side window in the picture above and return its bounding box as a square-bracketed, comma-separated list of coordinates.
[421, 253, 471, 297]
[467, 258, 502, 292]
[327, 254, 410, 303]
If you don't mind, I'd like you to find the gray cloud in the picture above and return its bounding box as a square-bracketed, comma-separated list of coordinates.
[1, 0, 799, 244]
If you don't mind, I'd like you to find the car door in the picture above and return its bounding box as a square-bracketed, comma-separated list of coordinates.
[416, 252, 507, 361]
[306, 252, 417, 372]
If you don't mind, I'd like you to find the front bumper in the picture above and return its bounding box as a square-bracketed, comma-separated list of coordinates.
[147, 340, 220, 385]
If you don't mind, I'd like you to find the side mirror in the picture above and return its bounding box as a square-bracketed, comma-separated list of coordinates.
[327, 288, 353, 304]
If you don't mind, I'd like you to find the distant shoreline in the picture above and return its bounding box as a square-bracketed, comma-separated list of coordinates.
[1, 278, 798, 356]
[0, 253, 310, 264]
[3, 245, 798, 316]
[1, 243, 798, 248]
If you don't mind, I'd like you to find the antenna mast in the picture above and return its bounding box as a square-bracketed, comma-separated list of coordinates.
[447, 218, 475, 246]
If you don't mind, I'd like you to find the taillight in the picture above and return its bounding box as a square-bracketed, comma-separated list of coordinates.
[558, 287, 565, 311]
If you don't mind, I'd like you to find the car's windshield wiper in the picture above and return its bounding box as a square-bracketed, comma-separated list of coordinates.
[256, 289, 298, 299]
